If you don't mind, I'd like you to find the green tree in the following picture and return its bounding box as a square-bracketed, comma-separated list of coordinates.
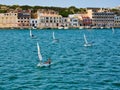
[79, 8, 87, 14]
[68, 6, 78, 13]
[21, 5, 32, 10]
[9, 5, 20, 9]
[111, 8, 120, 15]
[0, 10, 7, 13]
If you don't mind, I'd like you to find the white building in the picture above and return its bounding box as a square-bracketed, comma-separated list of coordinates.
[92, 12, 114, 28]
[114, 15, 120, 28]
[68, 14, 79, 28]
[86, 8, 115, 28]
[30, 19, 38, 29]
[61, 17, 69, 27]
[70, 18, 79, 27]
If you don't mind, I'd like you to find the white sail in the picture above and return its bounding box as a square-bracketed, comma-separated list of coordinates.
[112, 27, 114, 34]
[84, 34, 88, 44]
[30, 29, 32, 37]
[53, 32, 55, 40]
[37, 42, 42, 62]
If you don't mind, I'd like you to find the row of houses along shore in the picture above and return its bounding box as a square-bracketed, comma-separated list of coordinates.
[0, 8, 120, 29]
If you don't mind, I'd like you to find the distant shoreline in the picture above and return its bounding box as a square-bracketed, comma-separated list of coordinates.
[0, 28, 119, 30]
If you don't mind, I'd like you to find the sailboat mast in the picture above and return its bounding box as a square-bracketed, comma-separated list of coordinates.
[37, 42, 42, 63]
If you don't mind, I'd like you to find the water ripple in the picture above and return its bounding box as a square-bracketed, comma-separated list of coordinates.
[0, 29, 120, 89]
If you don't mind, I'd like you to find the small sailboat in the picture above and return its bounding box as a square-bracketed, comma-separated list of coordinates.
[84, 34, 92, 47]
[52, 32, 59, 42]
[53, 32, 55, 40]
[37, 42, 51, 67]
[30, 29, 36, 38]
[112, 27, 115, 34]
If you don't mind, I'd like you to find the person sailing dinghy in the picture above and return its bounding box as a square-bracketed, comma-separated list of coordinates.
[83, 34, 92, 47]
[52, 32, 59, 43]
[37, 42, 51, 67]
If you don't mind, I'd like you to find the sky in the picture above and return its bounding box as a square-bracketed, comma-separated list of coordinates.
[0, 0, 120, 8]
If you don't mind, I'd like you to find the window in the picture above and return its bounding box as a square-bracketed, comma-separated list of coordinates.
[50, 20, 52, 23]
[46, 20, 48, 23]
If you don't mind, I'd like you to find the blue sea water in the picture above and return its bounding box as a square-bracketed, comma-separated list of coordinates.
[0, 29, 120, 90]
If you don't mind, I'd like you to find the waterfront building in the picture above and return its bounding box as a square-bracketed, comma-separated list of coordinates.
[114, 15, 120, 28]
[68, 14, 92, 28]
[79, 14, 92, 27]
[17, 10, 31, 29]
[69, 18, 79, 28]
[87, 8, 114, 28]
[37, 9, 62, 29]
[61, 17, 70, 28]
[0, 12, 18, 28]
[30, 19, 38, 29]
[68, 14, 79, 28]
[92, 12, 114, 28]
[82, 16, 92, 26]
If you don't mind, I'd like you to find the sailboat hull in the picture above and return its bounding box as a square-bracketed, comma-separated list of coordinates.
[52, 39, 59, 43]
[84, 43, 92, 47]
[37, 63, 50, 67]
